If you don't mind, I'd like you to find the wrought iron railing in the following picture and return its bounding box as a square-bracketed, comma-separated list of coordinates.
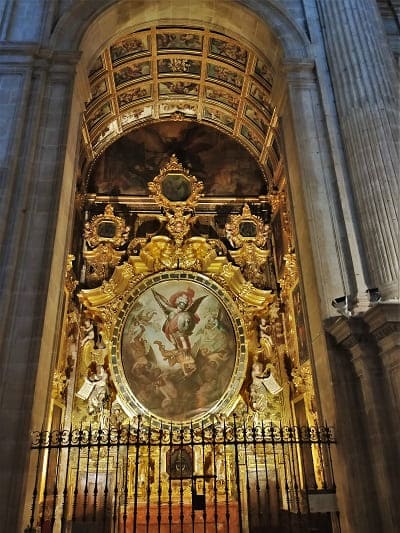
[27, 418, 337, 532]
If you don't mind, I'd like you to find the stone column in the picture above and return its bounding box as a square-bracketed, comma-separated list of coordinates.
[317, 0, 399, 300]
[327, 316, 400, 532]
[365, 304, 400, 420]
[350, 337, 399, 533]
[279, 61, 356, 319]
[0, 44, 79, 530]
[324, 331, 382, 533]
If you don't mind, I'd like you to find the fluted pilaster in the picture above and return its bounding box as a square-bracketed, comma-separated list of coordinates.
[317, 0, 399, 300]
[0, 45, 79, 530]
[326, 314, 400, 532]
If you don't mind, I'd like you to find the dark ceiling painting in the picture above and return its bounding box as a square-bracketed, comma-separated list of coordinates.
[88, 121, 267, 197]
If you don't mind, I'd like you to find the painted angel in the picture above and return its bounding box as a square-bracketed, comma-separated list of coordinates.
[152, 287, 207, 353]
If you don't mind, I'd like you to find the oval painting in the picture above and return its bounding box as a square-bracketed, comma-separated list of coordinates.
[113, 272, 246, 424]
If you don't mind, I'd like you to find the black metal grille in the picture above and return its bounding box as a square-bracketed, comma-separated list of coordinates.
[27, 418, 337, 532]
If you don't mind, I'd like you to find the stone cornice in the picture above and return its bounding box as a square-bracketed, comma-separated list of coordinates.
[0, 42, 81, 68]
[363, 303, 400, 335]
[363, 304, 400, 363]
[324, 316, 356, 349]
[324, 304, 400, 369]
[281, 59, 316, 85]
[325, 316, 382, 378]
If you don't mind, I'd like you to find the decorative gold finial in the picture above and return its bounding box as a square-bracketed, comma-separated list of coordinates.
[148, 155, 203, 210]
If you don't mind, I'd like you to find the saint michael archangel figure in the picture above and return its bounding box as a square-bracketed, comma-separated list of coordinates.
[152, 287, 207, 355]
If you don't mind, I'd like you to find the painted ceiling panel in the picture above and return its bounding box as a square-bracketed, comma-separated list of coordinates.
[82, 26, 280, 183]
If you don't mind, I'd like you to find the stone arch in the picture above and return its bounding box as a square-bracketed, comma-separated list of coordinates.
[48, 0, 352, 312]
[1, 3, 396, 532]
[33, 0, 353, 442]
[20, 1, 355, 529]
[50, 0, 310, 63]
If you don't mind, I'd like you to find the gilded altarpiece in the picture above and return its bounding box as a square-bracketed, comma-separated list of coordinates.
[76, 157, 277, 429]
[42, 159, 330, 532]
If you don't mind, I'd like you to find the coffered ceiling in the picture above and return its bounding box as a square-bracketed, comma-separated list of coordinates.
[81, 26, 281, 180]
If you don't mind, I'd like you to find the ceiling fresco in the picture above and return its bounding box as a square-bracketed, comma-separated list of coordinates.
[82, 27, 280, 181]
[88, 121, 267, 197]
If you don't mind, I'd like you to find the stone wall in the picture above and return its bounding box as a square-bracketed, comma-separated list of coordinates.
[0, 1, 398, 530]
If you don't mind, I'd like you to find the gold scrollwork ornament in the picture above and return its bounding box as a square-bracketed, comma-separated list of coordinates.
[84, 204, 130, 249]
[148, 154, 204, 210]
[225, 203, 269, 249]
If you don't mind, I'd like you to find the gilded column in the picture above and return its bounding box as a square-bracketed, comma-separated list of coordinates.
[317, 0, 399, 300]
